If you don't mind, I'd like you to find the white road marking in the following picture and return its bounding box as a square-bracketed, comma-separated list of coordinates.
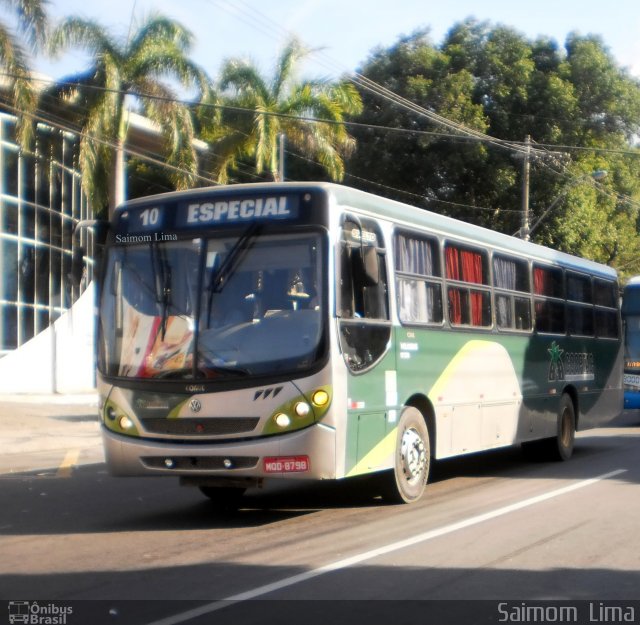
[144, 468, 627, 625]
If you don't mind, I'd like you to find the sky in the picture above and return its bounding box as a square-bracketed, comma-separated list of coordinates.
[28, 0, 640, 84]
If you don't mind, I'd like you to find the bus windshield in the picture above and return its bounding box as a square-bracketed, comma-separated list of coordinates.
[99, 230, 325, 380]
[624, 314, 640, 368]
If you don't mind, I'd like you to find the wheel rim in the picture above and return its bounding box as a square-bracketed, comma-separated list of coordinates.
[400, 427, 427, 484]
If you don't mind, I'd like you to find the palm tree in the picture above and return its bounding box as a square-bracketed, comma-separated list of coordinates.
[0, 0, 48, 147]
[47, 14, 209, 216]
[204, 38, 362, 183]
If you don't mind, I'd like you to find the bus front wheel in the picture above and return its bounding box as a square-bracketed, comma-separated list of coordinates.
[381, 406, 431, 504]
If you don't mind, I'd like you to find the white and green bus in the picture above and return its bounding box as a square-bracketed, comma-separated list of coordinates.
[95, 182, 622, 504]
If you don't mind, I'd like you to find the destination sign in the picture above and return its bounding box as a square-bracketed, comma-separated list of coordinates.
[624, 373, 640, 388]
[177, 195, 299, 227]
[115, 193, 302, 237]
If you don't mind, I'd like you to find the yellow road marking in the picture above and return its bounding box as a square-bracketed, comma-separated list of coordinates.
[56, 449, 80, 478]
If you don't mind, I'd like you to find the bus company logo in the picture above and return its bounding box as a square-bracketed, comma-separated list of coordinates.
[189, 399, 202, 413]
[547, 342, 565, 381]
[547, 341, 595, 382]
[8, 601, 73, 624]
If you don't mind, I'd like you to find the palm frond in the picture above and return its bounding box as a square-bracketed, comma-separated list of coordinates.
[0, 22, 38, 147]
[46, 12, 211, 214]
[271, 37, 309, 99]
[220, 59, 270, 104]
[8, 0, 48, 50]
[48, 18, 118, 60]
[128, 13, 193, 54]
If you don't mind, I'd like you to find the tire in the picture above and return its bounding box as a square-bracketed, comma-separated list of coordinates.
[551, 393, 576, 461]
[381, 406, 431, 504]
[199, 486, 246, 510]
[523, 394, 575, 462]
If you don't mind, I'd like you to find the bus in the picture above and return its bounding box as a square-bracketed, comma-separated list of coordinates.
[622, 276, 640, 409]
[92, 182, 623, 505]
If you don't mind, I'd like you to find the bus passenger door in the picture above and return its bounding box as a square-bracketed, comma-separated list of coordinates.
[337, 215, 395, 476]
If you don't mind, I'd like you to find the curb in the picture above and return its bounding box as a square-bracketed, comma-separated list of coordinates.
[0, 394, 98, 406]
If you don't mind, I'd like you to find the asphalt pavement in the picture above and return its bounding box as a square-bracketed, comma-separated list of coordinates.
[0, 393, 102, 475]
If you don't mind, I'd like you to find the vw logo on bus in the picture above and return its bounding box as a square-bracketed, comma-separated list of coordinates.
[189, 399, 202, 413]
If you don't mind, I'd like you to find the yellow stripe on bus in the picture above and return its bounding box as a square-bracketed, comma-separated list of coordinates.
[346, 428, 397, 477]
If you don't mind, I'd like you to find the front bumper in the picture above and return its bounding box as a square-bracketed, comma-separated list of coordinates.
[102, 422, 336, 480]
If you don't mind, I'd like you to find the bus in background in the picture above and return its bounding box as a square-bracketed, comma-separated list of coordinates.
[622, 276, 640, 409]
[88, 182, 623, 506]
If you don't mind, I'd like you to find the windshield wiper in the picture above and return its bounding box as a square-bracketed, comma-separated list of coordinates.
[154, 366, 249, 380]
[206, 222, 262, 323]
[151, 242, 172, 340]
[210, 222, 262, 293]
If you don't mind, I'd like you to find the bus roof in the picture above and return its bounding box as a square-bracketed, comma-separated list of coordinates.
[117, 181, 618, 280]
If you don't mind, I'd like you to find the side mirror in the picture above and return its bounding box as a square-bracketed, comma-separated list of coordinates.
[354, 246, 380, 286]
[69, 218, 109, 288]
[70, 246, 86, 289]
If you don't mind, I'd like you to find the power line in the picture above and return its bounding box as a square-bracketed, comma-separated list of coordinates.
[6, 89, 640, 219]
[4, 27, 640, 215]
[205, 0, 640, 214]
[0, 98, 222, 187]
[4, 71, 640, 162]
[2, 90, 522, 219]
[209, 0, 550, 160]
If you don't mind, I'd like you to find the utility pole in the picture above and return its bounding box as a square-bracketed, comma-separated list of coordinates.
[520, 135, 531, 241]
[278, 133, 285, 182]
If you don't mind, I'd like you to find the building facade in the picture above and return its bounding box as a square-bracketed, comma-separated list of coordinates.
[0, 112, 95, 357]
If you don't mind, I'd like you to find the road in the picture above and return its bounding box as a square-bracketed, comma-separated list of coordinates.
[1, 401, 639, 625]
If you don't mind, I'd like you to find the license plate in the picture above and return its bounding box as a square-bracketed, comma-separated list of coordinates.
[263, 456, 310, 473]
[624, 373, 640, 388]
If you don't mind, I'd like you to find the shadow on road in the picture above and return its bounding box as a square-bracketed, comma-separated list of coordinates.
[0, 417, 638, 536]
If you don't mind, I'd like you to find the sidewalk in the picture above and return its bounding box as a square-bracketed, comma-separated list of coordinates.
[0, 393, 103, 475]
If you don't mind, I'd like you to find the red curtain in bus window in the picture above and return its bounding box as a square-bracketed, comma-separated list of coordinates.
[460, 250, 483, 283]
[470, 292, 483, 325]
[534, 267, 548, 295]
[461, 250, 484, 325]
[445, 247, 460, 280]
[445, 248, 462, 324]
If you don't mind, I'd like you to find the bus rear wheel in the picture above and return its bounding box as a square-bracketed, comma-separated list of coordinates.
[550, 393, 576, 461]
[381, 406, 431, 504]
[523, 393, 576, 462]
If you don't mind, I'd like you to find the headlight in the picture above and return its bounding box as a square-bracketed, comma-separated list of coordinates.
[294, 402, 311, 417]
[274, 413, 291, 428]
[118, 416, 135, 430]
[312, 390, 329, 407]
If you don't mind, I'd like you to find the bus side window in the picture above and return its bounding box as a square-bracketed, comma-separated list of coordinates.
[339, 238, 388, 320]
[394, 231, 443, 325]
[493, 254, 532, 332]
[339, 246, 356, 317]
